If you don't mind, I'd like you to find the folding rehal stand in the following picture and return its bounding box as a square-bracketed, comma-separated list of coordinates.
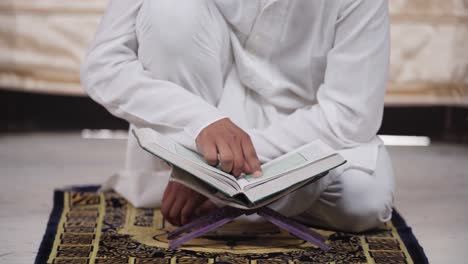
[167, 206, 330, 250]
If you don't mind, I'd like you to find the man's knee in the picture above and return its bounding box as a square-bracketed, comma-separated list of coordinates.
[332, 168, 394, 232]
[336, 201, 392, 233]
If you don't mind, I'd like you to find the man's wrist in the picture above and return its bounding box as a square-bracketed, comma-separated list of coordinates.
[184, 111, 227, 141]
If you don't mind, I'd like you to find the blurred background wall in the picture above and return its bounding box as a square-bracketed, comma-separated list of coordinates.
[1, 0, 467, 104]
[1, 0, 467, 139]
[389, 0, 468, 106]
[0, 0, 105, 96]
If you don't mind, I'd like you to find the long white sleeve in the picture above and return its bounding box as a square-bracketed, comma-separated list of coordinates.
[80, 0, 226, 150]
[89, 0, 395, 216]
[247, 0, 390, 162]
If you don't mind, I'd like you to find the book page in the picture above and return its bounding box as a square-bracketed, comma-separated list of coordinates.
[237, 139, 336, 189]
[138, 128, 238, 183]
[243, 155, 346, 203]
[240, 153, 306, 183]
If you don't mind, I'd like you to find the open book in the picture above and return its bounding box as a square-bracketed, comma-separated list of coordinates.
[133, 128, 346, 210]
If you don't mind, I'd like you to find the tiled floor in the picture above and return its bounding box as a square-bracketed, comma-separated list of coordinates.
[1, 133, 467, 263]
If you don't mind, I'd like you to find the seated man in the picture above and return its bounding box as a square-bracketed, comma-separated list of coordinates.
[81, 0, 395, 232]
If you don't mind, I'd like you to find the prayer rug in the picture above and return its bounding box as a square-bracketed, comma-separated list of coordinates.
[35, 186, 428, 264]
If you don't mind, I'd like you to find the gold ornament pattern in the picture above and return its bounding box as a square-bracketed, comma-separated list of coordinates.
[43, 190, 417, 264]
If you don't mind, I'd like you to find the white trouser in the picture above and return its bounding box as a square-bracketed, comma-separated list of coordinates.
[123, 0, 395, 232]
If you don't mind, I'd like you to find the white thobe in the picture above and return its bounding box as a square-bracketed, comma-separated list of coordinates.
[81, 0, 395, 232]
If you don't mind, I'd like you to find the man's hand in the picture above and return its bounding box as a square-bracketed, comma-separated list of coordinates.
[196, 118, 262, 177]
[161, 181, 216, 226]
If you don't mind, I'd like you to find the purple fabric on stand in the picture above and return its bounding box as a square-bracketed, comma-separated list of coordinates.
[167, 206, 330, 250]
[257, 207, 329, 251]
[169, 217, 236, 249]
[257, 207, 327, 243]
[167, 207, 246, 240]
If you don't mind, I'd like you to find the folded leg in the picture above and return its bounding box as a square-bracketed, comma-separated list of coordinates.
[264, 144, 395, 232]
[296, 145, 395, 232]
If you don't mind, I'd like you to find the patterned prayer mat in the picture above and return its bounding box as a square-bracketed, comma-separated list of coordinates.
[36, 186, 428, 264]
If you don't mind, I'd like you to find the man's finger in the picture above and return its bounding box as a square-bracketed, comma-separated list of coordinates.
[216, 139, 234, 173]
[196, 200, 218, 216]
[180, 195, 203, 225]
[229, 136, 244, 177]
[240, 136, 262, 177]
[161, 184, 175, 220]
[168, 196, 185, 226]
[162, 181, 174, 205]
[200, 140, 219, 166]
[243, 161, 252, 174]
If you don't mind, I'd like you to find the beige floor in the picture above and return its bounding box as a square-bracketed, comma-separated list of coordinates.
[1, 133, 467, 263]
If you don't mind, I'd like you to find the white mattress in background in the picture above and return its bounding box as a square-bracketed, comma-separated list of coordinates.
[0, 0, 466, 106]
